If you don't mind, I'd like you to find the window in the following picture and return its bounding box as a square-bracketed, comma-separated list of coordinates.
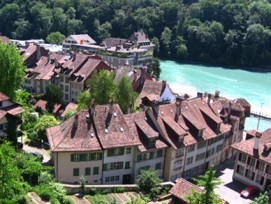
[0, 124, 3, 130]
[107, 148, 125, 156]
[126, 148, 131, 154]
[196, 153, 205, 162]
[266, 165, 271, 174]
[256, 161, 265, 171]
[85, 168, 91, 176]
[93, 167, 99, 175]
[104, 162, 124, 171]
[174, 160, 183, 170]
[71, 154, 80, 162]
[155, 163, 162, 170]
[216, 144, 223, 153]
[247, 157, 256, 167]
[186, 157, 193, 165]
[73, 168, 79, 176]
[91, 152, 102, 160]
[115, 176, 119, 181]
[188, 144, 195, 152]
[239, 153, 247, 163]
[255, 174, 264, 185]
[176, 148, 184, 157]
[65, 94, 68, 100]
[125, 162, 131, 169]
[149, 152, 154, 159]
[236, 165, 244, 175]
[105, 177, 110, 182]
[65, 85, 69, 92]
[197, 141, 207, 149]
[245, 169, 255, 180]
[157, 150, 163, 158]
[149, 138, 156, 147]
[110, 176, 115, 181]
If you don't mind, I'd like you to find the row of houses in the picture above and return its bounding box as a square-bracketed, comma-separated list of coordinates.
[62, 31, 154, 68]
[46, 92, 249, 185]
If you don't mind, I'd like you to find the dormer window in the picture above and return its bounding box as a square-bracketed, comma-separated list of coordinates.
[149, 138, 156, 147]
[198, 129, 203, 137]
[178, 136, 184, 145]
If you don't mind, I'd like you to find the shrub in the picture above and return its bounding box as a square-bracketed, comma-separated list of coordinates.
[39, 187, 52, 201]
[115, 187, 124, 193]
[50, 198, 61, 204]
[90, 187, 97, 195]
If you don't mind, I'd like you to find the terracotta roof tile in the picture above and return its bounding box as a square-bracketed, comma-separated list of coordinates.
[0, 92, 9, 102]
[47, 110, 102, 152]
[34, 100, 61, 114]
[61, 103, 78, 117]
[70, 34, 96, 45]
[93, 104, 141, 148]
[1, 104, 24, 115]
[0, 110, 7, 120]
[232, 129, 271, 164]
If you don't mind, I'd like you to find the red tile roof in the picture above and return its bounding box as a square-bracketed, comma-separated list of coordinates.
[93, 104, 141, 149]
[232, 128, 271, 164]
[47, 110, 102, 152]
[0, 35, 9, 43]
[61, 102, 78, 117]
[170, 178, 227, 204]
[34, 99, 61, 114]
[170, 178, 203, 203]
[0, 92, 9, 102]
[1, 104, 24, 115]
[0, 110, 7, 120]
[70, 34, 96, 45]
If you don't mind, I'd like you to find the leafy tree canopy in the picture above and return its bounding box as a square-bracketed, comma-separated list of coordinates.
[0, 41, 25, 99]
[46, 32, 65, 44]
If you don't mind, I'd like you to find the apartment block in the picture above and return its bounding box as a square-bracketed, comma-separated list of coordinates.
[232, 130, 271, 191]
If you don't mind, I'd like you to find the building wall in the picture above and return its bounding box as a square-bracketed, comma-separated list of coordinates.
[103, 147, 136, 184]
[0, 100, 13, 108]
[233, 151, 271, 191]
[134, 149, 165, 179]
[160, 86, 176, 103]
[54, 152, 103, 184]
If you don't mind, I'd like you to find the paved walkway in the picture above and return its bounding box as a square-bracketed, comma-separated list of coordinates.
[214, 159, 253, 204]
[20, 136, 51, 163]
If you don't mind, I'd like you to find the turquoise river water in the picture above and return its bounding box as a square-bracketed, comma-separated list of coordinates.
[160, 60, 271, 132]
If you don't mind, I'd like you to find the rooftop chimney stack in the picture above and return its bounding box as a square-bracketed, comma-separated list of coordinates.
[152, 100, 159, 119]
[254, 131, 262, 151]
[162, 80, 167, 92]
[139, 104, 145, 112]
[73, 114, 78, 128]
[207, 93, 211, 105]
[175, 101, 181, 122]
[197, 92, 203, 99]
[109, 99, 113, 115]
[215, 90, 220, 98]
[127, 103, 132, 114]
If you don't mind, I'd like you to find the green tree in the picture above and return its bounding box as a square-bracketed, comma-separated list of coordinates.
[44, 84, 63, 113]
[14, 90, 31, 107]
[175, 36, 188, 59]
[87, 70, 115, 105]
[150, 58, 161, 79]
[161, 26, 172, 56]
[0, 142, 27, 203]
[251, 191, 269, 204]
[136, 169, 162, 198]
[46, 32, 65, 44]
[114, 76, 137, 113]
[77, 90, 91, 110]
[186, 167, 223, 204]
[35, 114, 59, 144]
[0, 41, 25, 99]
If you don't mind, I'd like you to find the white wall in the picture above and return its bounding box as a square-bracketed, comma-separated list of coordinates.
[160, 85, 175, 102]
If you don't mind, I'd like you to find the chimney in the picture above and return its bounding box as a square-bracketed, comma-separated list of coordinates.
[88, 99, 95, 126]
[151, 100, 159, 119]
[207, 93, 211, 105]
[197, 92, 203, 99]
[175, 101, 181, 122]
[254, 131, 262, 150]
[139, 104, 145, 112]
[108, 99, 113, 115]
[36, 44, 41, 61]
[46, 55, 51, 64]
[74, 114, 78, 128]
[72, 53, 77, 61]
[127, 103, 132, 114]
[215, 90, 220, 98]
[162, 80, 167, 92]
[140, 65, 147, 85]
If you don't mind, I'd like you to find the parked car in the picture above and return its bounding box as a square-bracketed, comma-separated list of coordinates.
[240, 186, 259, 198]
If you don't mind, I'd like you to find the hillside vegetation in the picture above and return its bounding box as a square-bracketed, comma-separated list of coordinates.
[1, 0, 271, 68]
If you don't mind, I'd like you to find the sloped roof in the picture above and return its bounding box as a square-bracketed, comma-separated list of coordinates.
[47, 110, 102, 152]
[232, 129, 271, 164]
[33, 100, 61, 114]
[70, 34, 96, 45]
[0, 92, 9, 102]
[61, 103, 78, 117]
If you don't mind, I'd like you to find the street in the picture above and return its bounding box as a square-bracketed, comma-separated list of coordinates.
[215, 159, 253, 204]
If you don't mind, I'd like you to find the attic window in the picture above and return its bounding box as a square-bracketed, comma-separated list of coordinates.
[185, 106, 188, 110]
[105, 128, 109, 133]
[170, 109, 173, 113]
[144, 117, 147, 121]
[90, 133, 94, 137]
[161, 111, 164, 115]
[120, 127, 124, 132]
[194, 104, 197, 107]
[113, 112, 117, 117]
[198, 129, 203, 137]
[149, 138, 156, 147]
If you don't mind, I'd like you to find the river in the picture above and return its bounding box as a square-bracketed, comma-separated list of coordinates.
[160, 60, 271, 132]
